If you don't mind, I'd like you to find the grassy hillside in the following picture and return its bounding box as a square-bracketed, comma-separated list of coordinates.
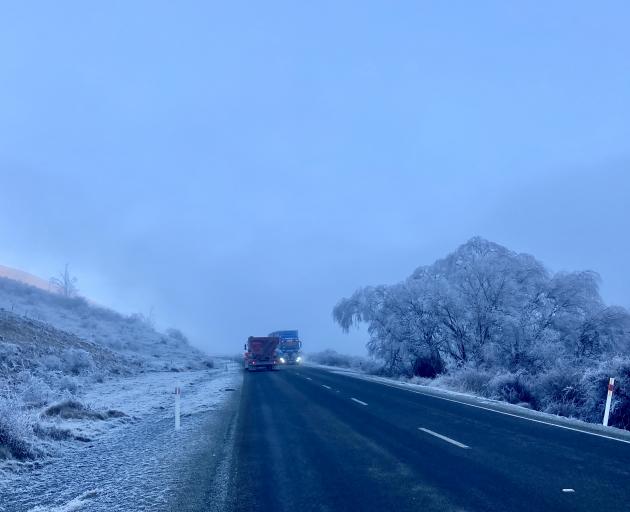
[0, 276, 205, 369]
[0, 276, 213, 462]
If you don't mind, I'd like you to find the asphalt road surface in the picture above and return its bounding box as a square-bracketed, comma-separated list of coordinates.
[179, 366, 630, 512]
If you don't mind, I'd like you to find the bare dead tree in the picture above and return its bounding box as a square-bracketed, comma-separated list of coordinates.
[50, 263, 79, 298]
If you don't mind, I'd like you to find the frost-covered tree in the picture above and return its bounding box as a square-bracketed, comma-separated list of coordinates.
[334, 237, 630, 378]
[50, 263, 79, 298]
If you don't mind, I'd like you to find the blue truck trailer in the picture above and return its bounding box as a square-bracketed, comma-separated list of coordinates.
[268, 330, 302, 365]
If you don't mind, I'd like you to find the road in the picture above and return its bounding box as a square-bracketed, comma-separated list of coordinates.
[179, 366, 630, 512]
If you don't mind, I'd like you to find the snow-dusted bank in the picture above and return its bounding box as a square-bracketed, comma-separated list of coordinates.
[0, 364, 242, 511]
[0, 273, 244, 511]
[0, 275, 218, 463]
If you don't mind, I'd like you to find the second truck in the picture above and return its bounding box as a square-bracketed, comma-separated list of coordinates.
[269, 329, 302, 365]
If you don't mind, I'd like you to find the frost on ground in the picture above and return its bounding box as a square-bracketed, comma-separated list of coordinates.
[0, 276, 216, 463]
[0, 364, 242, 512]
[0, 274, 239, 510]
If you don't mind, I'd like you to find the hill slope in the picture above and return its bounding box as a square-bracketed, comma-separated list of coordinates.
[0, 276, 205, 369]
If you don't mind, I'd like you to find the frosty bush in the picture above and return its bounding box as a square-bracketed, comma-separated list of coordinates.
[166, 328, 188, 345]
[308, 349, 381, 373]
[61, 348, 94, 375]
[40, 354, 63, 371]
[434, 367, 493, 396]
[487, 372, 536, 407]
[18, 374, 54, 408]
[533, 367, 588, 418]
[581, 357, 630, 429]
[52, 374, 80, 394]
[0, 395, 39, 460]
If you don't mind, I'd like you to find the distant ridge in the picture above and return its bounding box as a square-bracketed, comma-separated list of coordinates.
[0, 264, 53, 293]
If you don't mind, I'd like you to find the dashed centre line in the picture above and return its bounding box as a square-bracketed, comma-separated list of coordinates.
[322, 384, 331, 389]
[351, 398, 368, 406]
[419, 428, 470, 449]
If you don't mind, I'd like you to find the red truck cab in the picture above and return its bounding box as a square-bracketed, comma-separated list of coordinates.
[244, 336, 280, 371]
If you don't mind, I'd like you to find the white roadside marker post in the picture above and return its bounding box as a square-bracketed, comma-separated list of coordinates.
[602, 377, 615, 427]
[175, 382, 181, 431]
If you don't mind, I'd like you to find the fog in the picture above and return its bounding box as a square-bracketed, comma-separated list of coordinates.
[1, 2, 629, 355]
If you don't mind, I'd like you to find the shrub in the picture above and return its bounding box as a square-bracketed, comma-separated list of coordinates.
[487, 372, 537, 407]
[533, 367, 588, 418]
[0, 395, 39, 460]
[33, 423, 74, 441]
[44, 399, 104, 420]
[435, 367, 494, 396]
[412, 354, 445, 378]
[50, 374, 80, 394]
[40, 354, 62, 371]
[61, 348, 94, 375]
[166, 328, 188, 345]
[581, 356, 630, 429]
[18, 375, 54, 407]
[43, 399, 125, 421]
[308, 349, 380, 372]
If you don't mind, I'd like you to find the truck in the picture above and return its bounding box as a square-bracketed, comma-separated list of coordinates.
[268, 330, 302, 365]
[244, 336, 280, 371]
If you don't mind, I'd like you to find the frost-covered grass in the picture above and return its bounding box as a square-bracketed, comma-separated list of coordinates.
[0, 365, 242, 511]
[0, 395, 41, 461]
[0, 362, 237, 470]
[0, 277, 216, 464]
[0, 276, 207, 368]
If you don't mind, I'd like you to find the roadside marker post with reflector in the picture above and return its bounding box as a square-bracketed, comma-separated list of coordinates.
[602, 378, 615, 427]
[175, 382, 181, 431]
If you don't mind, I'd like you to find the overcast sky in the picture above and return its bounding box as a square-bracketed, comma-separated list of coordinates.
[1, 2, 629, 355]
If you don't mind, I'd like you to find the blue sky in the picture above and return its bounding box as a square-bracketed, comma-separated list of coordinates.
[1, 2, 629, 354]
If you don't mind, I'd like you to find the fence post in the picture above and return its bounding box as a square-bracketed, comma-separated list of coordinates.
[175, 382, 181, 430]
[602, 377, 615, 426]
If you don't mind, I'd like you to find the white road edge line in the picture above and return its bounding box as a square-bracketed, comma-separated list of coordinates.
[419, 428, 470, 449]
[306, 377, 312, 381]
[351, 397, 368, 406]
[369, 381, 630, 445]
[562, 489, 575, 493]
[322, 384, 331, 389]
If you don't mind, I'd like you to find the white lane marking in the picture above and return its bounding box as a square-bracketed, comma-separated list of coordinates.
[562, 489, 575, 493]
[322, 384, 331, 389]
[419, 428, 470, 449]
[369, 381, 630, 445]
[351, 397, 368, 406]
[306, 377, 312, 381]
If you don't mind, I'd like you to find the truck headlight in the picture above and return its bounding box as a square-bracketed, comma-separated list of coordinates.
[296, 356, 302, 363]
[279, 357, 285, 364]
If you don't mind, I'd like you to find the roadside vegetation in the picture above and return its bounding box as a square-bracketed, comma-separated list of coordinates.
[0, 276, 210, 462]
[333, 238, 630, 429]
[307, 349, 380, 373]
